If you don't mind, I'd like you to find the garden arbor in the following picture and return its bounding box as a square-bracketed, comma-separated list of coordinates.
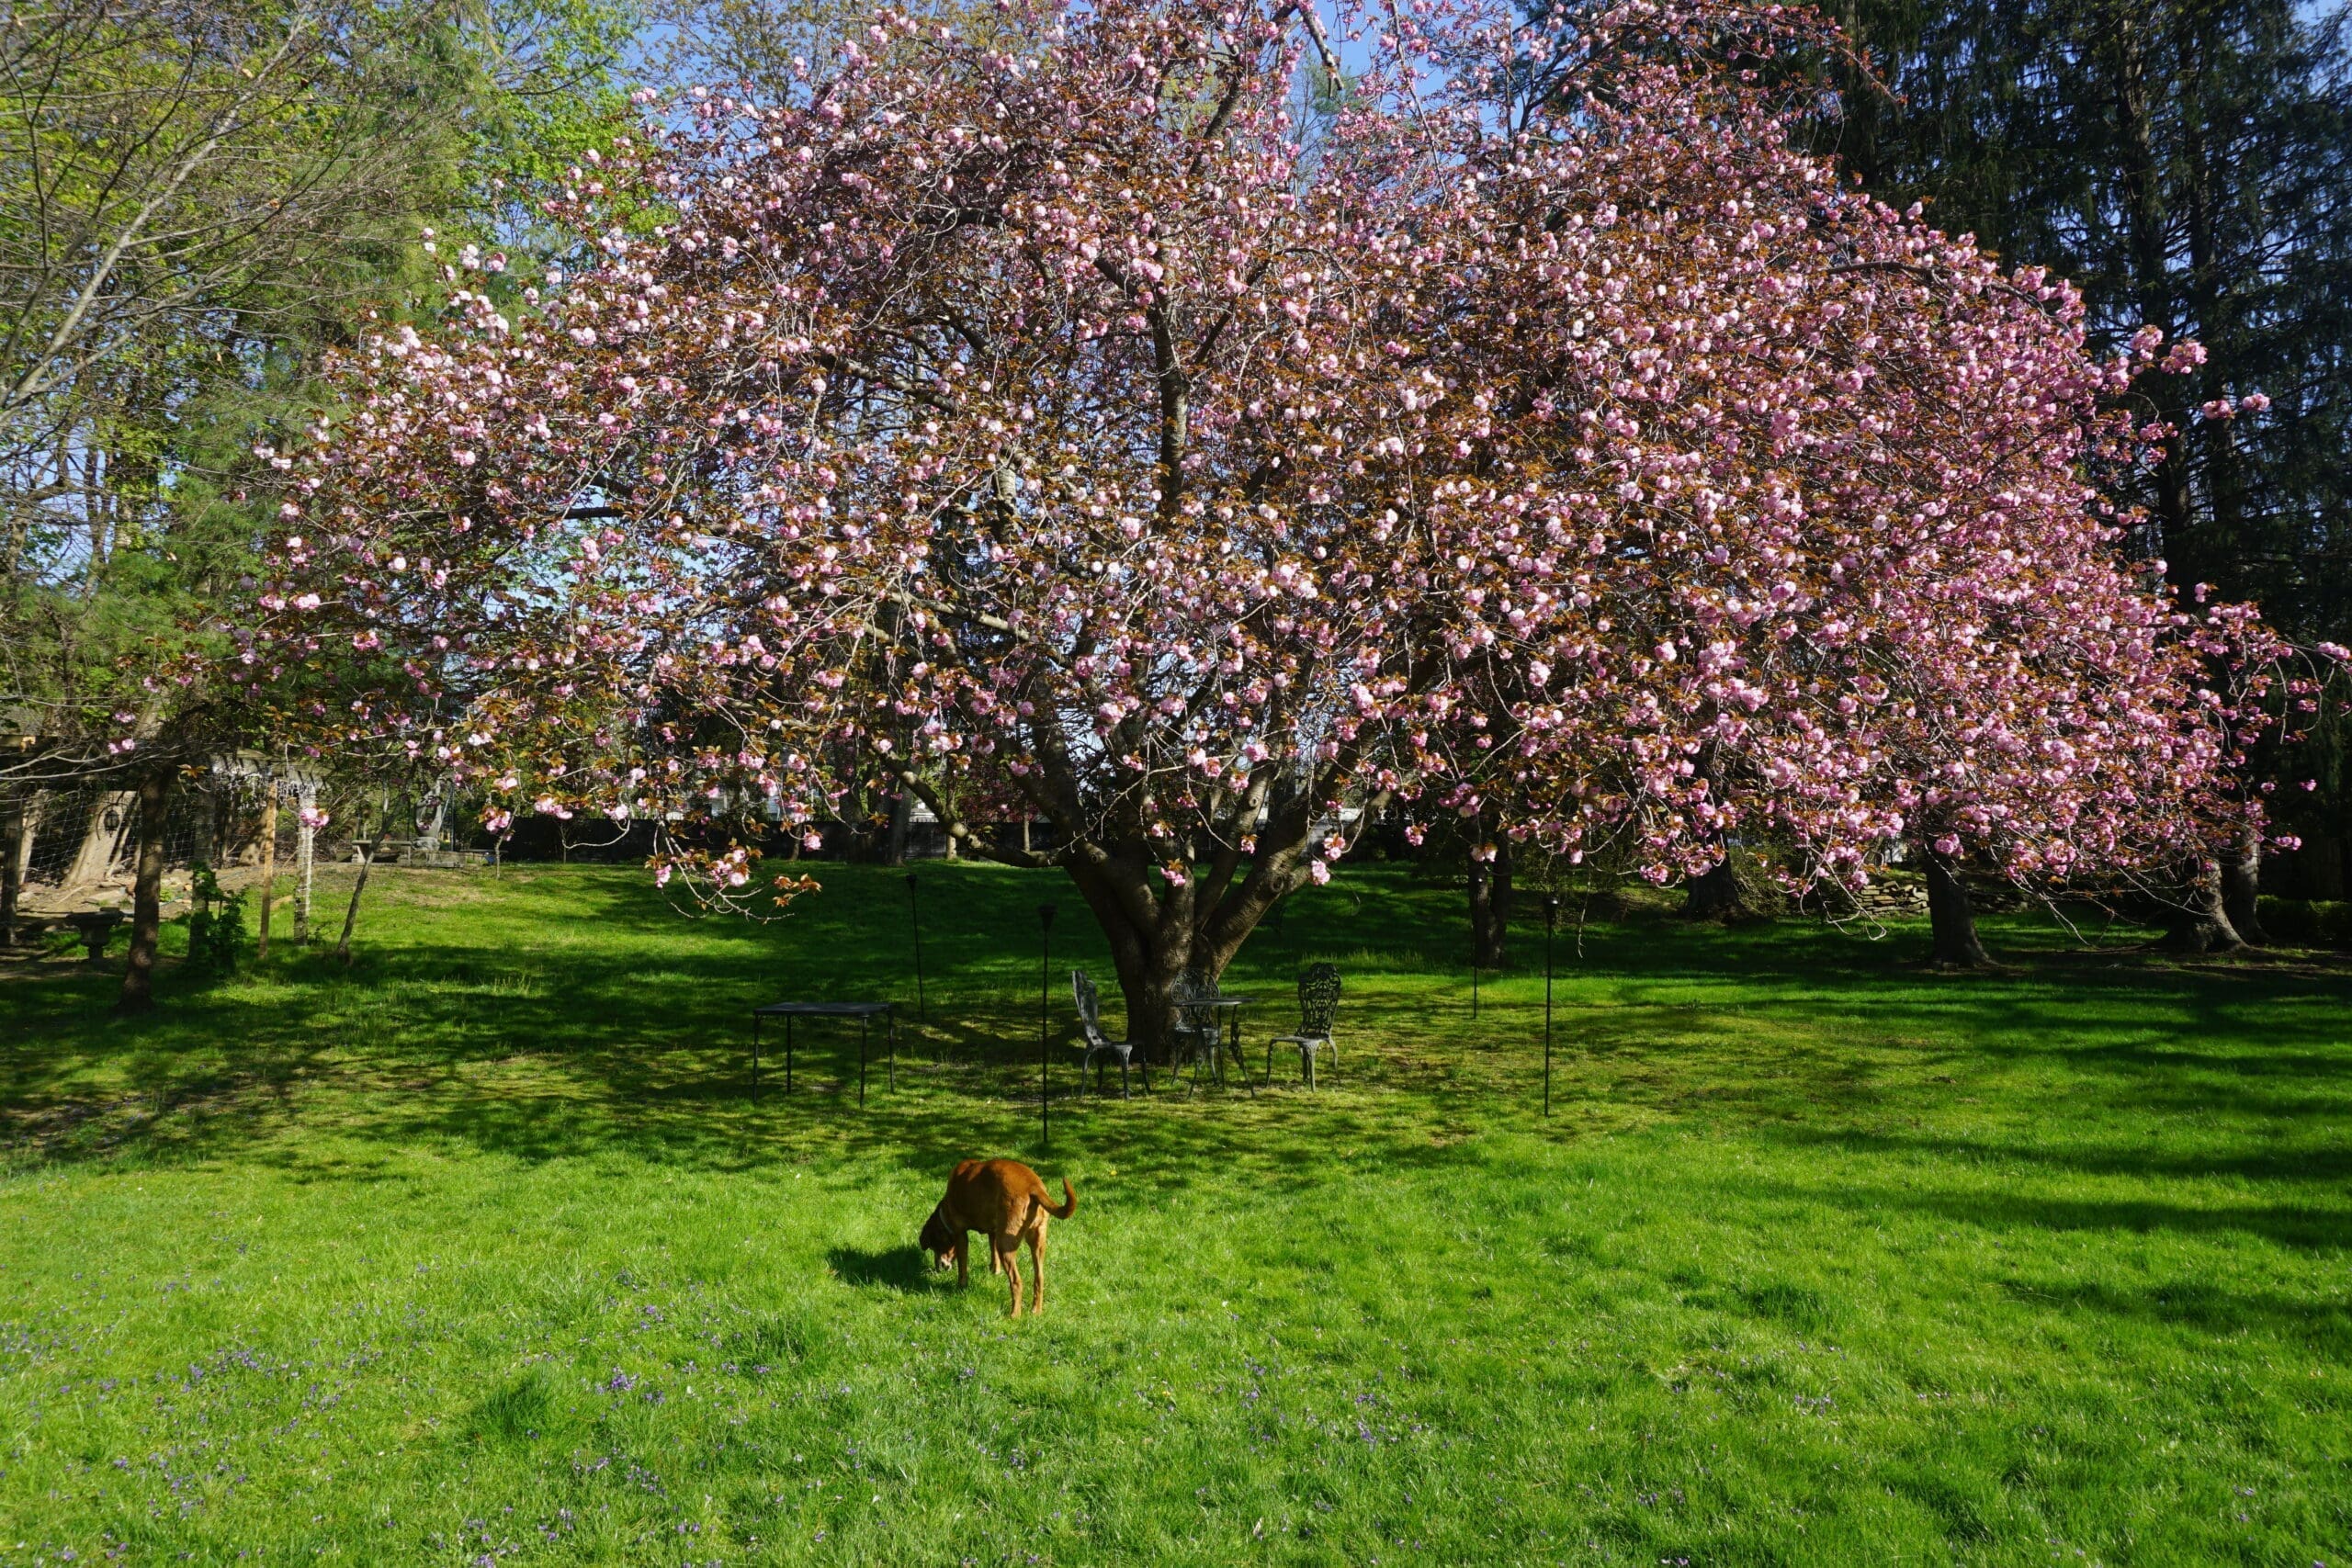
[252, 0, 2290, 1041]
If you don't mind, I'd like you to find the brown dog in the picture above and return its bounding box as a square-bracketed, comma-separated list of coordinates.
[919, 1159, 1077, 1317]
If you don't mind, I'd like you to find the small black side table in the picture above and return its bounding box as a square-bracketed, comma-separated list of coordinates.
[750, 1001, 897, 1103]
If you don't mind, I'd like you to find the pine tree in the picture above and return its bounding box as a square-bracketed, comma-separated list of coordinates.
[1822, 0, 2352, 637]
[1821, 0, 2352, 908]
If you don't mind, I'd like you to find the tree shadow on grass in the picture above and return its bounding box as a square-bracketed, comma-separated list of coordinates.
[1994, 1275, 2352, 1350]
[1744, 1170, 2347, 1254]
[1762, 1122, 2352, 1188]
[4, 863, 2348, 1206]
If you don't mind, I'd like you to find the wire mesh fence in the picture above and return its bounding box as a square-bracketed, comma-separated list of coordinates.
[5, 761, 331, 921]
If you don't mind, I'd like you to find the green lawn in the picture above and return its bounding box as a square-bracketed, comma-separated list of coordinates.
[2, 863, 2347, 1566]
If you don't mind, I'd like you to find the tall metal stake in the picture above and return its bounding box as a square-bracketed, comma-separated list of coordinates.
[1037, 903, 1057, 1149]
[1543, 897, 1560, 1117]
[905, 872, 927, 1021]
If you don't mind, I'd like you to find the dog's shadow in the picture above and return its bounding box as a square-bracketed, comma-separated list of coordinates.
[828, 1244, 937, 1292]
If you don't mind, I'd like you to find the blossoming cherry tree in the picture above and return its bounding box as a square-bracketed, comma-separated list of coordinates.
[253, 0, 2305, 1030]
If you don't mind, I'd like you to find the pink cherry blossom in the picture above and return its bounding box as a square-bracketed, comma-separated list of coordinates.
[241, 0, 2324, 1032]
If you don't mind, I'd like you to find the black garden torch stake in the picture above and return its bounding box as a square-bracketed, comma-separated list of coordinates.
[1543, 896, 1561, 1118]
[1037, 903, 1057, 1149]
[905, 873, 927, 1022]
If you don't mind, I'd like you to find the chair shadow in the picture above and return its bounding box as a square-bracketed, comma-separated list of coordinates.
[827, 1243, 936, 1292]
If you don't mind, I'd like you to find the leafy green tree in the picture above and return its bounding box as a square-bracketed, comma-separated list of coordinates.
[0, 0, 635, 1008]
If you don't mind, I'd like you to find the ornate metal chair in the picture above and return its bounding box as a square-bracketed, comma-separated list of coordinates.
[1071, 970, 1148, 1098]
[1266, 963, 1342, 1089]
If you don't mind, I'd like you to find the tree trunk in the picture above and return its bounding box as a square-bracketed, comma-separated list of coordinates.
[334, 824, 386, 964]
[293, 790, 315, 942]
[1683, 855, 1746, 920]
[2220, 828, 2264, 945]
[2112, 21, 2198, 570]
[11, 787, 40, 889]
[115, 766, 173, 1013]
[1468, 861, 1496, 970]
[885, 789, 911, 866]
[1682, 750, 1748, 922]
[1493, 837, 1513, 955]
[0, 788, 24, 945]
[1111, 930, 1193, 1064]
[1922, 847, 1993, 969]
[1468, 833, 1511, 968]
[254, 794, 277, 959]
[1062, 841, 1307, 1060]
[890, 724, 1347, 1058]
[2163, 857, 2244, 953]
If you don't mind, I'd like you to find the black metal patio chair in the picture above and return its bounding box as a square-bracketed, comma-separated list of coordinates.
[1071, 969, 1148, 1098]
[1265, 963, 1342, 1089]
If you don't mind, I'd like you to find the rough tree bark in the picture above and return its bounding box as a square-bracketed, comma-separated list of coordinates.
[1059, 836, 1301, 1056]
[884, 789, 911, 867]
[1922, 845, 1993, 969]
[1683, 751, 1758, 921]
[114, 765, 174, 1013]
[2219, 826, 2265, 945]
[1682, 853, 1746, 920]
[2163, 857, 2245, 953]
[888, 749, 1361, 1056]
[1468, 829, 1512, 969]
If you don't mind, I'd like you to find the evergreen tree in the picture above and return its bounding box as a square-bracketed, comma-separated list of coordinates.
[1819, 0, 2352, 639]
[1818, 0, 2352, 906]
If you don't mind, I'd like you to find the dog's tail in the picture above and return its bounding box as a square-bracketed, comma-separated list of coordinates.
[1042, 1178, 1078, 1220]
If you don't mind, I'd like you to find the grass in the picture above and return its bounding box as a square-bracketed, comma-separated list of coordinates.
[1, 860, 2348, 1566]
